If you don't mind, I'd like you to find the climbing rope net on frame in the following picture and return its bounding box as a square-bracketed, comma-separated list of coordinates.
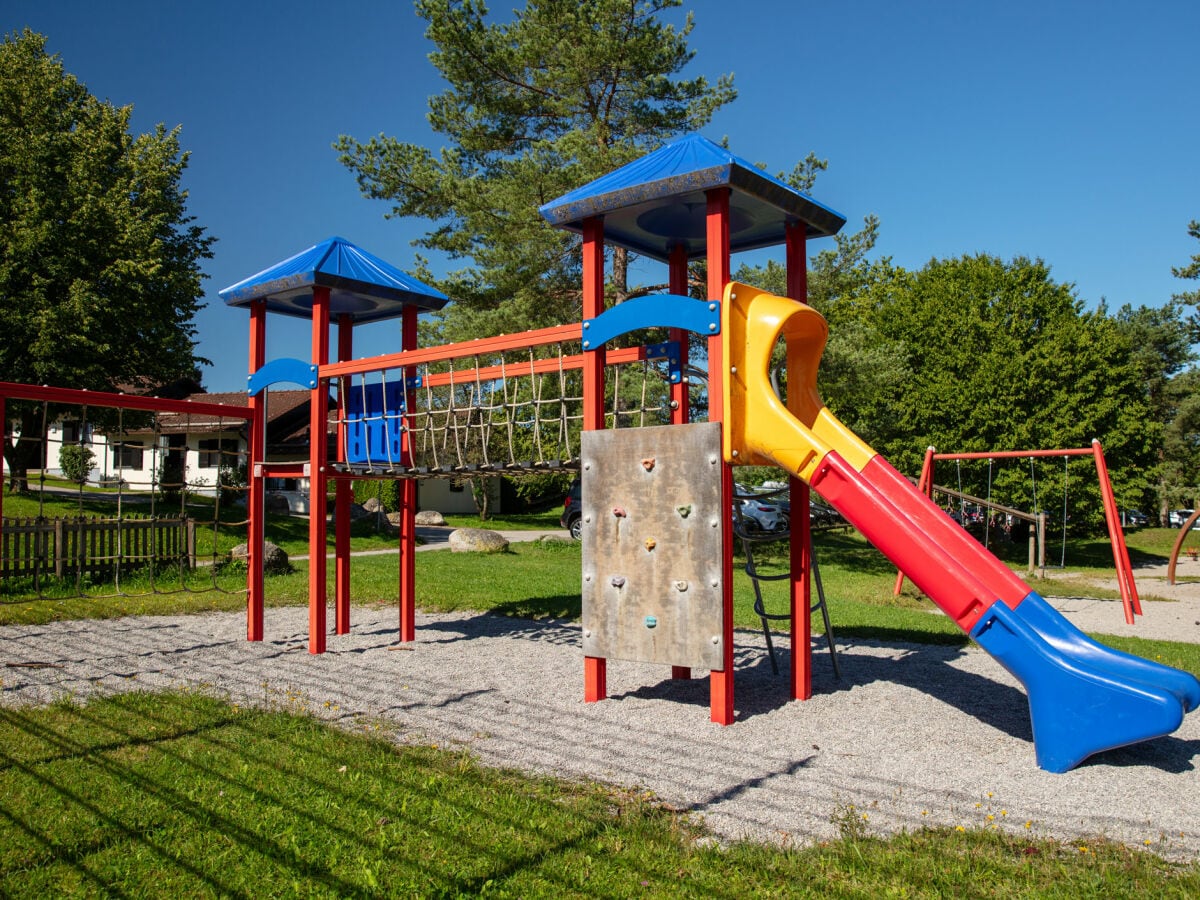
[331, 339, 689, 478]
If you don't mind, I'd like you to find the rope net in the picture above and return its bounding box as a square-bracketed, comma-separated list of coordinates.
[1, 398, 250, 605]
[333, 343, 685, 477]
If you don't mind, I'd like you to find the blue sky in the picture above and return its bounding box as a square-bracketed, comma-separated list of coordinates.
[5, 1, 1197, 393]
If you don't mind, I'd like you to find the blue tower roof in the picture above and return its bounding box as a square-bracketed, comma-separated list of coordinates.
[219, 236, 449, 323]
[539, 134, 846, 261]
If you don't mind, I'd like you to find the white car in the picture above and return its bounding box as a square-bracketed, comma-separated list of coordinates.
[1169, 509, 1195, 528]
[733, 489, 786, 533]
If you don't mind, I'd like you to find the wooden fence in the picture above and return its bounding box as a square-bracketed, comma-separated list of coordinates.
[1, 516, 196, 581]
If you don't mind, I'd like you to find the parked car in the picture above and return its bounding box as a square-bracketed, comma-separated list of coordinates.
[735, 496, 786, 533]
[733, 484, 786, 534]
[1120, 509, 1149, 528]
[1169, 509, 1196, 528]
[560, 479, 583, 540]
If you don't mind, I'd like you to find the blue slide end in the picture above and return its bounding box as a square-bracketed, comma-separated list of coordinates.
[971, 593, 1200, 772]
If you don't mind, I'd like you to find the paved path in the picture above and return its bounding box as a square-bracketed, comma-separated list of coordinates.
[1043, 561, 1200, 645]
[290, 526, 571, 560]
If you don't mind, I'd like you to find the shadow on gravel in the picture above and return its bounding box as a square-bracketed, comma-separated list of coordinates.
[1080, 735, 1200, 774]
[744, 638, 1035, 741]
[416, 611, 581, 648]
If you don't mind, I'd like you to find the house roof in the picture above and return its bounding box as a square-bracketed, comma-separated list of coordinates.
[539, 134, 846, 261]
[125, 390, 314, 435]
[219, 236, 450, 323]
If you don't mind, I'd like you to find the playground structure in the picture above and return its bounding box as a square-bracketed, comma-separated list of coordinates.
[3, 133, 1198, 771]
[895, 446, 1142, 624]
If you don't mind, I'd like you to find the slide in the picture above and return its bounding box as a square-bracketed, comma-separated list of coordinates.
[722, 282, 1200, 772]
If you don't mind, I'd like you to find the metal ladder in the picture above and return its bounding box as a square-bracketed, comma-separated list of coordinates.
[733, 485, 840, 679]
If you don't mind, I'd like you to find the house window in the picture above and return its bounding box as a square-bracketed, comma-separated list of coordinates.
[61, 420, 89, 444]
[113, 442, 144, 470]
[198, 438, 240, 468]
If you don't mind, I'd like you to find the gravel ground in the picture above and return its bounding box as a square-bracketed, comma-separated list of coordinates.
[2, 597, 1199, 860]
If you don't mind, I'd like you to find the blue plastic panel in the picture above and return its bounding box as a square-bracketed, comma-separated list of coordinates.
[344, 380, 410, 465]
[582, 294, 719, 350]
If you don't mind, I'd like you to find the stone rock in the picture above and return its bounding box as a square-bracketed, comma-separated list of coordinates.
[448, 528, 509, 554]
[229, 540, 292, 575]
[361, 496, 383, 513]
[415, 509, 447, 526]
[387, 512, 404, 526]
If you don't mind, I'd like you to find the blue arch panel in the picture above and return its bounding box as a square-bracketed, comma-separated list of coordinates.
[247, 358, 318, 395]
[582, 294, 719, 350]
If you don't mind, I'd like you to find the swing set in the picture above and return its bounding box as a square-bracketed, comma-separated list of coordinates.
[894, 443, 1141, 624]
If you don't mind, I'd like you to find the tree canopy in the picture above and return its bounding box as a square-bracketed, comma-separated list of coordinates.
[336, 0, 735, 341]
[0, 29, 213, 484]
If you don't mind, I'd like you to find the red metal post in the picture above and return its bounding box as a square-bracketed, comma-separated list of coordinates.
[0, 396, 5, 526]
[1092, 440, 1142, 621]
[707, 187, 735, 725]
[582, 216, 607, 702]
[308, 287, 331, 654]
[667, 243, 691, 424]
[668, 242, 693, 681]
[398, 305, 419, 644]
[247, 300, 267, 642]
[785, 221, 813, 700]
[335, 315, 353, 635]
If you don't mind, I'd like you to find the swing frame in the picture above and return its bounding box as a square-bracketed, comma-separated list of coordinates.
[894, 442, 1141, 625]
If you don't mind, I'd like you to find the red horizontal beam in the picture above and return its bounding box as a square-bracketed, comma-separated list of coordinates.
[932, 447, 1096, 461]
[416, 345, 651, 388]
[257, 463, 307, 478]
[321, 324, 582, 379]
[0, 382, 253, 420]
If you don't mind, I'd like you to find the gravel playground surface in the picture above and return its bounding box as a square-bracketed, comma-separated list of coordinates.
[3, 589, 1200, 860]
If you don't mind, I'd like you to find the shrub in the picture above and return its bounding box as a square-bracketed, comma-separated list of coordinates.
[59, 444, 95, 485]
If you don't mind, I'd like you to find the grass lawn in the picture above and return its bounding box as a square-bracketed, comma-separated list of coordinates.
[0, 690, 1196, 898]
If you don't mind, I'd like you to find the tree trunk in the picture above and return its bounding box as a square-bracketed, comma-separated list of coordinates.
[3, 409, 44, 493]
[612, 247, 629, 302]
[471, 477, 490, 520]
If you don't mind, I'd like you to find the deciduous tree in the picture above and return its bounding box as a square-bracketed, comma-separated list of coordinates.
[0, 30, 213, 489]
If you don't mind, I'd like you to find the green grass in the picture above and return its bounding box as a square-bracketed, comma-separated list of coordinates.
[441, 510, 564, 530]
[0, 690, 1196, 898]
[5, 527, 1200, 676]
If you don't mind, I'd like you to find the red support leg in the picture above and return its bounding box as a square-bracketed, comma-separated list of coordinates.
[581, 216, 609, 701]
[791, 479, 813, 700]
[398, 306, 418, 644]
[785, 220, 813, 699]
[247, 300, 267, 642]
[668, 243, 693, 682]
[707, 188, 734, 725]
[1092, 440, 1141, 621]
[335, 314, 353, 635]
[308, 287, 330, 654]
[584, 656, 607, 702]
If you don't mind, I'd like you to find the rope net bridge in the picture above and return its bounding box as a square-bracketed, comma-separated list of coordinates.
[0, 383, 253, 603]
[330, 337, 686, 478]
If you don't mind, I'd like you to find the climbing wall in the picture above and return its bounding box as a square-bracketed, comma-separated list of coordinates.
[580, 422, 725, 670]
